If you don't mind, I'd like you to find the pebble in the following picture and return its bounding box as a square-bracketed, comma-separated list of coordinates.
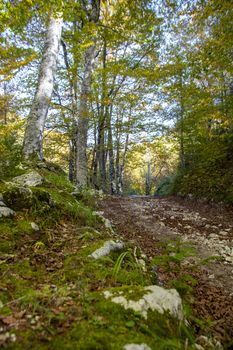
[219, 230, 228, 236]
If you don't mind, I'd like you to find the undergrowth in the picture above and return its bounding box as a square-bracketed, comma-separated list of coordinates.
[0, 165, 221, 349]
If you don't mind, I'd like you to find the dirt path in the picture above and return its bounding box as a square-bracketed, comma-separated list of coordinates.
[100, 196, 233, 344]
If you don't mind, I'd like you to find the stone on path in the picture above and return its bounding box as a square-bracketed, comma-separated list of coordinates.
[89, 240, 125, 259]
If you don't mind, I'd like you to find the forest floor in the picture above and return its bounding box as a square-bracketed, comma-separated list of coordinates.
[100, 196, 233, 345]
[1, 169, 233, 349]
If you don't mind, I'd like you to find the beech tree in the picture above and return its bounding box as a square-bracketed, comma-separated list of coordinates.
[75, 0, 100, 187]
[22, 14, 63, 160]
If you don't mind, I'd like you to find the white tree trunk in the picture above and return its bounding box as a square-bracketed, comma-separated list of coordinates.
[76, 42, 96, 187]
[23, 14, 63, 160]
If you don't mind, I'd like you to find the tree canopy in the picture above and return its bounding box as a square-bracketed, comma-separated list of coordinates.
[0, 0, 233, 201]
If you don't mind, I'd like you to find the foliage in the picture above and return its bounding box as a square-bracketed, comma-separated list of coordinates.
[124, 137, 179, 195]
[0, 119, 24, 179]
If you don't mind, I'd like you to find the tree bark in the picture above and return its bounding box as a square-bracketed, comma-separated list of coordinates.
[23, 14, 63, 161]
[97, 37, 107, 192]
[107, 104, 116, 194]
[75, 0, 100, 187]
[76, 42, 97, 187]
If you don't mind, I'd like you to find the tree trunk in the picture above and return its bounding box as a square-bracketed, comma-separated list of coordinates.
[119, 112, 131, 192]
[76, 42, 97, 187]
[91, 120, 98, 188]
[75, 0, 100, 187]
[145, 161, 151, 195]
[107, 104, 116, 194]
[115, 110, 122, 195]
[97, 37, 107, 192]
[23, 14, 63, 161]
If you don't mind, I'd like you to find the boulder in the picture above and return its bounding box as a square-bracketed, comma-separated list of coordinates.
[31, 188, 55, 207]
[0, 206, 15, 218]
[104, 285, 183, 320]
[3, 186, 54, 211]
[89, 240, 125, 259]
[3, 186, 33, 210]
[8, 171, 44, 187]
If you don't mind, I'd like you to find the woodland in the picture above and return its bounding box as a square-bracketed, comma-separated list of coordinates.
[0, 0, 233, 349]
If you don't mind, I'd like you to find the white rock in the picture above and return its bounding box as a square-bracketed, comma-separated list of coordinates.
[225, 256, 233, 263]
[138, 258, 147, 272]
[0, 200, 6, 206]
[0, 206, 15, 218]
[89, 240, 125, 259]
[219, 231, 228, 236]
[209, 234, 218, 239]
[31, 222, 39, 231]
[124, 344, 152, 350]
[194, 345, 204, 350]
[104, 285, 183, 320]
[9, 171, 44, 187]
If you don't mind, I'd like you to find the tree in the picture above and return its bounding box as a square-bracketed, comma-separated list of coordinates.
[22, 13, 63, 161]
[75, 0, 100, 187]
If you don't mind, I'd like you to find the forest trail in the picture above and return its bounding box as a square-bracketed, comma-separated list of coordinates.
[100, 196, 233, 342]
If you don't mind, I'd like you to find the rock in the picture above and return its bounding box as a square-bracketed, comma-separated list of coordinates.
[32, 188, 55, 207]
[89, 240, 125, 259]
[93, 211, 114, 232]
[219, 230, 228, 236]
[8, 171, 44, 187]
[194, 345, 204, 350]
[124, 344, 152, 350]
[209, 233, 218, 239]
[225, 256, 233, 263]
[3, 186, 33, 210]
[0, 206, 15, 218]
[3, 186, 54, 211]
[104, 285, 183, 320]
[138, 258, 147, 272]
[31, 222, 39, 231]
[196, 336, 223, 350]
[0, 200, 6, 206]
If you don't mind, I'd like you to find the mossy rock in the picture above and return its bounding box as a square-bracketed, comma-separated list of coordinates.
[31, 188, 55, 207]
[3, 186, 33, 210]
[36, 161, 66, 175]
[3, 186, 55, 211]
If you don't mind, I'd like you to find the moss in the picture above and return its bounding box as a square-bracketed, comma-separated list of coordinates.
[0, 165, 200, 349]
[3, 186, 33, 210]
[41, 171, 74, 192]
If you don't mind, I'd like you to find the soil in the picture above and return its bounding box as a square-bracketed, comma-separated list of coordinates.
[100, 195, 233, 345]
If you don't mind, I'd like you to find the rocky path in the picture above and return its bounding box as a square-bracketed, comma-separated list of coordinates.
[100, 196, 233, 344]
